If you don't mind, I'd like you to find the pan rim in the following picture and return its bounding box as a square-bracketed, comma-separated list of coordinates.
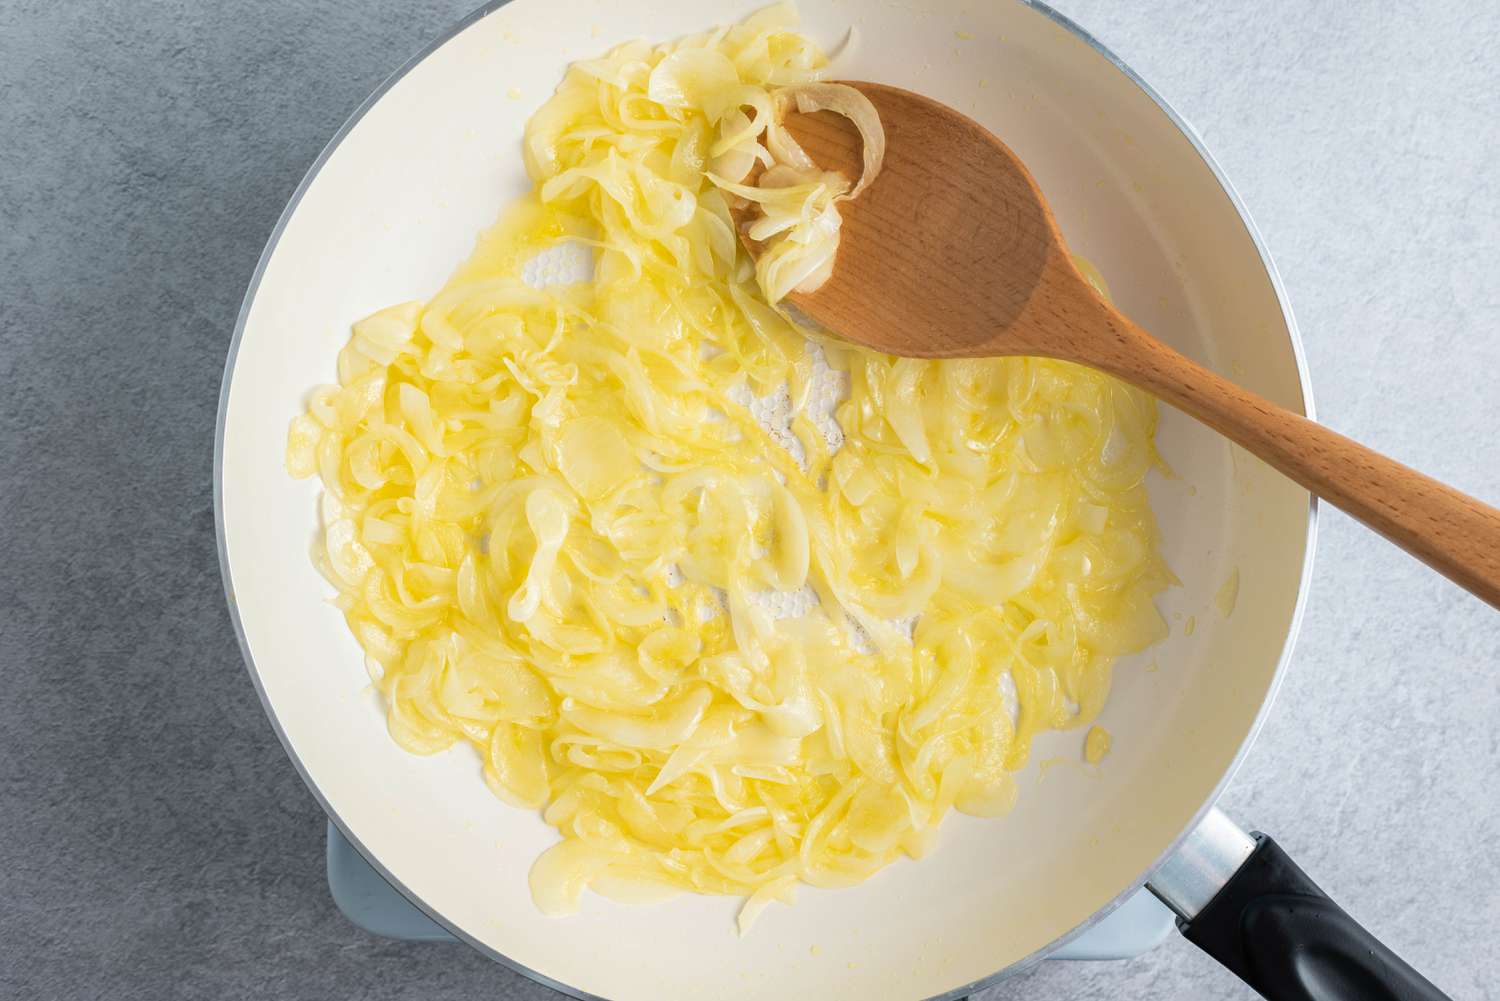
[213, 2, 1318, 997]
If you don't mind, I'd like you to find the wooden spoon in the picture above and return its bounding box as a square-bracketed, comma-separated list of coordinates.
[735, 81, 1500, 609]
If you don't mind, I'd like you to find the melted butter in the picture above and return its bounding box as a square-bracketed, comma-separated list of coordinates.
[1072, 254, 1112, 301]
[1084, 725, 1111, 764]
[1215, 567, 1240, 618]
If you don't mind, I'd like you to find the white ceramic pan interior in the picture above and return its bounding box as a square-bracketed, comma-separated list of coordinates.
[216, 1, 1314, 997]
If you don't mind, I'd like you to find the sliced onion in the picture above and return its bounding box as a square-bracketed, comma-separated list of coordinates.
[285, 3, 1170, 936]
[776, 82, 886, 199]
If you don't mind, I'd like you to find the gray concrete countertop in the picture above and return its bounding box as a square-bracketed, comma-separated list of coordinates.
[3, 1, 1497, 998]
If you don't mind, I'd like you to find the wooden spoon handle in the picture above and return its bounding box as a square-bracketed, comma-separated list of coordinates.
[1092, 321, 1500, 609]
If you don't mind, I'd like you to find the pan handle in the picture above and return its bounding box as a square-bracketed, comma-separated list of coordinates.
[1147, 809, 1451, 1001]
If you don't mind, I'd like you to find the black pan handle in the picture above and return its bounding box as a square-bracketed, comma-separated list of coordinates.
[1178, 832, 1450, 1001]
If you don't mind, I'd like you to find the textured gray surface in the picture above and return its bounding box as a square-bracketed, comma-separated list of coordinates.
[2, 0, 1497, 998]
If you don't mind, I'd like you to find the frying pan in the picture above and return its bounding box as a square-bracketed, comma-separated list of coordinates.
[214, 1, 1448, 997]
